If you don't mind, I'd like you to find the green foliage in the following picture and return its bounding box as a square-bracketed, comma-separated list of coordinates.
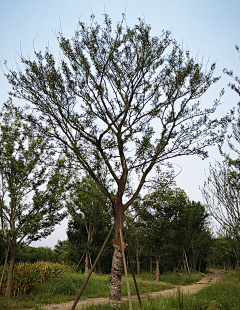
[16, 246, 57, 264]
[208, 237, 235, 268]
[0, 261, 72, 297]
[0, 105, 72, 298]
[0, 105, 70, 246]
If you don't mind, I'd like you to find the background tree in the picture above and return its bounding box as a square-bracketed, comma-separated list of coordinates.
[16, 246, 57, 263]
[141, 184, 188, 280]
[67, 175, 113, 273]
[6, 15, 224, 301]
[123, 207, 148, 276]
[202, 161, 240, 274]
[208, 236, 235, 270]
[0, 105, 70, 298]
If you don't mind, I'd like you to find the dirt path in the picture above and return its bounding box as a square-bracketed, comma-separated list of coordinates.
[35, 270, 225, 310]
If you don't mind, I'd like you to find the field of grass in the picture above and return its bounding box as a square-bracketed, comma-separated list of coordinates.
[85, 272, 240, 310]
[0, 267, 204, 310]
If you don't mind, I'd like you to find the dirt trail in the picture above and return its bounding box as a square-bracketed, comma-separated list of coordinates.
[34, 270, 225, 310]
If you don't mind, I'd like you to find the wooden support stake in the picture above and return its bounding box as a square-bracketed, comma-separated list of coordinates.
[184, 250, 190, 274]
[75, 252, 85, 272]
[71, 223, 115, 310]
[126, 245, 142, 308]
[176, 252, 184, 272]
[119, 229, 132, 310]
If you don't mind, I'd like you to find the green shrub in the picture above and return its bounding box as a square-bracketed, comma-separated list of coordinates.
[0, 261, 72, 297]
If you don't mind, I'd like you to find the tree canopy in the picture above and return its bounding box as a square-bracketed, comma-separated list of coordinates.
[0, 105, 70, 298]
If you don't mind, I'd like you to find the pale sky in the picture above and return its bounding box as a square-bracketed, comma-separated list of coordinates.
[0, 0, 239, 247]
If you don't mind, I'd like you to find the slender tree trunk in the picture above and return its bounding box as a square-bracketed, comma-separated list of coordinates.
[5, 240, 17, 299]
[84, 252, 89, 274]
[189, 258, 193, 273]
[192, 245, 196, 272]
[236, 256, 239, 272]
[155, 255, 160, 282]
[155, 245, 160, 282]
[198, 258, 201, 272]
[109, 199, 124, 302]
[136, 248, 140, 275]
[149, 255, 152, 274]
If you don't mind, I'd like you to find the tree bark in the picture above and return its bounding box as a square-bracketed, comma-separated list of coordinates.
[5, 240, 17, 299]
[109, 199, 124, 302]
[136, 250, 140, 275]
[155, 254, 160, 282]
[84, 253, 89, 274]
[155, 245, 160, 282]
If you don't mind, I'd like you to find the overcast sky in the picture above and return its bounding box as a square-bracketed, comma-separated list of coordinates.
[0, 0, 239, 247]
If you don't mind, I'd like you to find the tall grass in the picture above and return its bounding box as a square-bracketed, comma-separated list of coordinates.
[0, 261, 72, 297]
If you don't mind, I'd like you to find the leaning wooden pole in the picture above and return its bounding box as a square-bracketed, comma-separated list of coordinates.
[119, 229, 132, 310]
[71, 223, 115, 310]
[126, 245, 142, 308]
[75, 252, 85, 272]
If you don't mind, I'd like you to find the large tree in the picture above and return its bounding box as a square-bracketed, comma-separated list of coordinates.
[0, 105, 69, 298]
[6, 15, 224, 301]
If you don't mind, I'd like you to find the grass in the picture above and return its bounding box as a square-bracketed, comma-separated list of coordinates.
[135, 271, 204, 285]
[84, 272, 240, 310]
[0, 270, 203, 309]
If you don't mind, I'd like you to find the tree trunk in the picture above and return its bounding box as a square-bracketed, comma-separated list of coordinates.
[5, 241, 17, 299]
[136, 249, 140, 275]
[109, 200, 124, 302]
[84, 252, 89, 274]
[149, 255, 152, 274]
[236, 256, 239, 272]
[198, 258, 201, 272]
[192, 245, 196, 272]
[155, 254, 160, 282]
